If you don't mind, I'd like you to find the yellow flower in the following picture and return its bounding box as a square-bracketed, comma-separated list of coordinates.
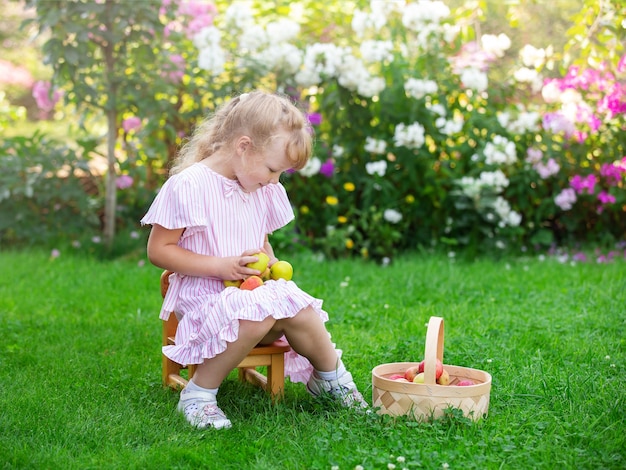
[405, 194, 415, 204]
[343, 182, 355, 192]
[345, 238, 354, 249]
[337, 216, 347, 224]
[300, 205, 310, 214]
[326, 196, 338, 206]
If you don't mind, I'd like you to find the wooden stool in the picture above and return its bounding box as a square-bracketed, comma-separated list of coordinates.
[160, 270, 291, 400]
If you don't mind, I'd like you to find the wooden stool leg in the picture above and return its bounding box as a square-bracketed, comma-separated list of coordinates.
[267, 353, 285, 401]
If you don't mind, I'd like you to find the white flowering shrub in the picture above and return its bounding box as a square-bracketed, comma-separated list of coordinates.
[24, 0, 622, 257]
[175, 0, 626, 260]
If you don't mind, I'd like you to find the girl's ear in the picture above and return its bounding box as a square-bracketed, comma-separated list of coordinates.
[236, 136, 252, 156]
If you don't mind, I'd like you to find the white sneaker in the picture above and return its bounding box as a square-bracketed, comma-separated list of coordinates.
[177, 389, 232, 430]
[306, 370, 369, 409]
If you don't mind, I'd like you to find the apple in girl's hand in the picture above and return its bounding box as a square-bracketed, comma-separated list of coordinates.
[457, 380, 474, 386]
[223, 279, 242, 288]
[240, 276, 264, 291]
[404, 366, 420, 382]
[270, 260, 293, 281]
[437, 369, 450, 385]
[247, 252, 270, 273]
[412, 373, 425, 384]
[260, 267, 271, 281]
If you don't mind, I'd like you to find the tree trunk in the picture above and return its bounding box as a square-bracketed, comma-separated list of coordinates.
[103, 0, 117, 249]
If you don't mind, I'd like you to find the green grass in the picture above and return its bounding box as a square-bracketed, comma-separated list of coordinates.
[1, 248, 624, 469]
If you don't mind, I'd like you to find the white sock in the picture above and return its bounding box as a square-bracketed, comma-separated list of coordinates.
[316, 360, 347, 381]
[185, 379, 218, 398]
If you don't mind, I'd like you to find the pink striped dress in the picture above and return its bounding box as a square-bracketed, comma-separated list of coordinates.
[141, 163, 334, 384]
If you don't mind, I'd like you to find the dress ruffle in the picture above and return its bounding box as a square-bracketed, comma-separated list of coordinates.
[162, 279, 333, 384]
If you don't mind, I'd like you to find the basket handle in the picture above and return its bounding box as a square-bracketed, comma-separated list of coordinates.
[423, 316, 444, 385]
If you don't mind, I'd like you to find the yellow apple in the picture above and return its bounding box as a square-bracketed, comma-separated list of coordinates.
[270, 260, 293, 281]
[247, 252, 270, 273]
[240, 275, 264, 291]
[437, 369, 450, 385]
[260, 267, 271, 281]
[223, 279, 243, 288]
[412, 372, 425, 384]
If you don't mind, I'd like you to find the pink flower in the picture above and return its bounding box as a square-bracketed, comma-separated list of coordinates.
[122, 117, 142, 133]
[570, 174, 597, 195]
[32, 81, 62, 112]
[534, 158, 560, 179]
[163, 54, 186, 83]
[597, 191, 615, 205]
[525, 147, 543, 165]
[554, 188, 577, 211]
[0, 59, 34, 87]
[116, 174, 134, 190]
[177, 1, 217, 38]
[600, 160, 626, 186]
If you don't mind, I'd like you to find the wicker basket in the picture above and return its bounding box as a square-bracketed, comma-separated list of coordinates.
[372, 316, 491, 422]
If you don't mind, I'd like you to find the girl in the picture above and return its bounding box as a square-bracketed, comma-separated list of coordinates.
[141, 91, 367, 430]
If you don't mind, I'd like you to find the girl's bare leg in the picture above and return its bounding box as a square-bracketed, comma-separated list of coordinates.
[191, 316, 276, 389]
[268, 307, 339, 372]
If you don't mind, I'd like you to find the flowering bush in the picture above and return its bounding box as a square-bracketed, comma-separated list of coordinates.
[10, 0, 625, 259]
[184, 0, 624, 260]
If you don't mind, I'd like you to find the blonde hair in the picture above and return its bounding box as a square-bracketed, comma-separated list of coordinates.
[170, 91, 313, 175]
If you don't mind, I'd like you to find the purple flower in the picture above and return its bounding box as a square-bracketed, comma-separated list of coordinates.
[307, 113, 322, 126]
[122, 117, 142, 133]
[319, 159, 335, 178]
[116, 174, 134, 190]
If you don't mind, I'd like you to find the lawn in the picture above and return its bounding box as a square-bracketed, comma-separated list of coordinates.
[0, 248, 624, 469]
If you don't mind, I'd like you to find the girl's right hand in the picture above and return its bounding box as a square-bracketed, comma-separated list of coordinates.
[221, 249, 266, 280]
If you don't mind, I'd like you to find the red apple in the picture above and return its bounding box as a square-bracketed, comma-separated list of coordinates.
[419, 359, 443, 378]
[240, 275, 264, 291]
[388, 374, 405, 381]
[457, 380, 474, 386]
[435, 359, 444, 379]
[404, 366, 420, 382]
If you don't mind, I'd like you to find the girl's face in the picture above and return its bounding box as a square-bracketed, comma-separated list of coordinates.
[235, 134, 293, 192]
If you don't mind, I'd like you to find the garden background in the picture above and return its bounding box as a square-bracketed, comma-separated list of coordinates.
[1, 1, 625, 469]
[1, 0, 625, 261]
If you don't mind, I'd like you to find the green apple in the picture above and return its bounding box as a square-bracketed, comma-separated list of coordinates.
[247, 252, 270, 273]
[270, 260, 293, 281]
